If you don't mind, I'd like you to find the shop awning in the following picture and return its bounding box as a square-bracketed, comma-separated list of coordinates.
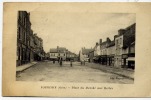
[93, 56, 99, 60]
[127, 57, 135, 61]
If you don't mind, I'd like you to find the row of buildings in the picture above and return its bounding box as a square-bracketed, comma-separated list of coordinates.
[49, 46, 78, 61]
[79, 23, 135, 69]
[16, 11, 46, 66]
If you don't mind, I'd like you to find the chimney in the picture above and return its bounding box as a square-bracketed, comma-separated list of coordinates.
[114, 35, 118, 41]
[96, 42, 98, 46]
[57, 46, 59, 52]
[99, 39, 102, 44]
[118, 29, 125, 35]
[106, 37, 111, 43]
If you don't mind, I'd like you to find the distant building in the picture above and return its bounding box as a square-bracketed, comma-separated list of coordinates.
[88, 49, 94, 62]
[49, 48, 58, 61]
[45, 52, 50, 60]
[66, 51, 78, 61]
[93, 41, 101, 63]
[79, 47, 93, 62]
[57, 46, 67, 61]
[49, 46, 67, 61]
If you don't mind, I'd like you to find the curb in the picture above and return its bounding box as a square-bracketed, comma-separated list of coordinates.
[91, 67, 134, 80]
[16, 62, 38, 73]
[88, 63, 134, 80]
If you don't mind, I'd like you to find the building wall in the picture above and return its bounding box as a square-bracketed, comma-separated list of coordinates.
[79, 50, 84, 61]
[17, 11, 31, 66]
[33, 34, 44, 61]
[17, 11, 45, 66]
[94, 46, 97, 56]
[59, 53, 66, 60]
[115, 35, 123, 55]
[49, 53, 58, 59]
[96, 45, 101, 56]
[101, 48, 107, 55]
[129, 44, 135, 53]
[89, 51, 94, 62]
[114, 35, 123, 67]
[107, 45, 115, 55]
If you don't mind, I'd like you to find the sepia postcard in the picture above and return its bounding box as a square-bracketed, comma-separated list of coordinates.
[2, 2, 151, 97]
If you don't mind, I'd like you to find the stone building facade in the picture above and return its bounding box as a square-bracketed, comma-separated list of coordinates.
[17, 11, 31, 66]
[114, 23, 135, 68]
[17, 11, 45, 66]
[89, 23, 135, 69]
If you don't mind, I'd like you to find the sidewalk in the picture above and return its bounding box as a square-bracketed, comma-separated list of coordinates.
[16, 61, 38, 72]
[87, 62, 134, 80]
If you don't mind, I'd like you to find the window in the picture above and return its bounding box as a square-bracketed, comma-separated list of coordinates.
[116, 40, 118, 48]
[22, 32, 25, 42]
[24, 32, 26, 43]
[28, 41, 30, 46]
[18, 27, 21, 39]
[24, 18, 26, 27]
[120, 38, 122, 44]
[17, 47, 19, 60]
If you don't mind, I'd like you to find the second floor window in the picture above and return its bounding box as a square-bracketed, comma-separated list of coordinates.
[120, 38, 122, 44]
[18, 27, 21, 39]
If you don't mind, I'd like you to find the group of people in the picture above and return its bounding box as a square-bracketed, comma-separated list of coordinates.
[52, 57, 74, 67]
[52, 57, 87, 67]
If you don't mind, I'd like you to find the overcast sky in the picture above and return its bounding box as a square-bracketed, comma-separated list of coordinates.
[30, 11, 135, 54]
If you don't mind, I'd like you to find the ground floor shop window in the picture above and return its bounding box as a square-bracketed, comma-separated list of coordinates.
[128, 61, 135, 69]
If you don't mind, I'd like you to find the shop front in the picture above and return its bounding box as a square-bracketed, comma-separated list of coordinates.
[127, 57, 135, 69]
[100, 55, 107, 65]
[93, 56, 100, 63]
[122, 54, 128, 68]
[107, 55, 114, 66]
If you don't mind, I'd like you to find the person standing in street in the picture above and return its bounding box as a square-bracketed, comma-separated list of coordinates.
[83, 60, 85, 65]
[70, 59, 73, 67]
[60, 57, 62, 67]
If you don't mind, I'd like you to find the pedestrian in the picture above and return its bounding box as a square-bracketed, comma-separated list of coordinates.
[53, 59, 55, 64]
[81, 61, 82, 65]
[58, 57, 59, 63]
[60, 57, 62, 67]
[70, 59, 73, 67]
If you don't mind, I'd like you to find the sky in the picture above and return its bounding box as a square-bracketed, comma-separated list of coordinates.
[30, 10, 135, 54]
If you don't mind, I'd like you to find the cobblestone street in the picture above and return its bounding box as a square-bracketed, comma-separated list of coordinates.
[16, 61, 134, 84]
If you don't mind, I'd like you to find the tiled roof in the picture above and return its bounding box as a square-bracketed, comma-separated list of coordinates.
[123, 24, 135, 49]
[107, 40, 115, 48]
[82, 48, 93, 55]
[58, 47, 66, 50]
[57, 47, 66, 53]
[50, 48, 58, 53]
[100, 41, 107, 49]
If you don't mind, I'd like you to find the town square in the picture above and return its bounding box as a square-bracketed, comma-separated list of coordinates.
[16, 11, 135, 84]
